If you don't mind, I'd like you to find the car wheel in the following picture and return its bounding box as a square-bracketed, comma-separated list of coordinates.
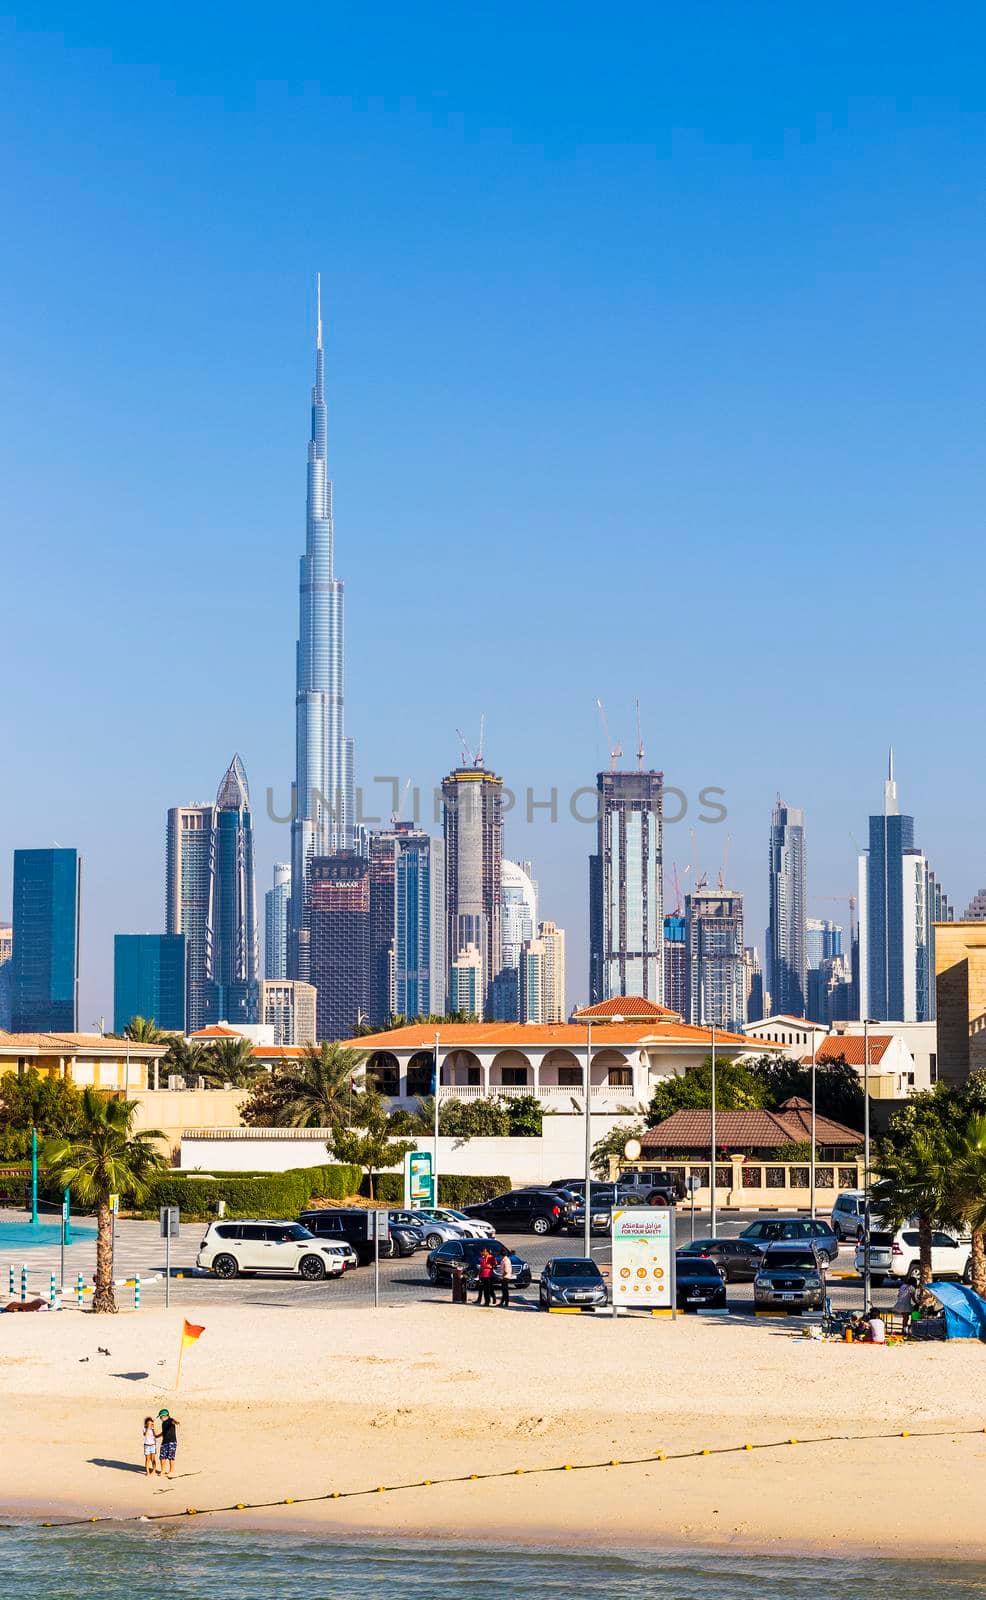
[906, 1264, 921, 1286]
[427, 1262, 438, 1282]
[425, 1232, 444, 1250]
[531, 1215, 552, 1236]
[212, 1253, 238, 1280]
[299, 1255, 326, 1281]
[833, 1224, 843, 1241]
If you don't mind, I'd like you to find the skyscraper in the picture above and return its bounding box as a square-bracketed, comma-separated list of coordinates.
[501, 859, 538, 969]
[449, 942, 482, 1014]
[442, 762, 503, 1015]
[261, 978, 317, 1046]
[743, 944, 765, 1024]
[805, 917, 843, 970]
[210, 755, 259, 1026]
[11, 848, 80, 1032]
[519, 921, 567, 1024]
[167, 756, 259, 1030]
[768, 800, 806, 1018]
[308, 851, 370, 1041]
[588, 769, 663, 1004]
[368, 831, 400, 1027]
[166, 801, 214, 1032]
[685, 887, 745, 1030]
[394, 826, 445, 1020]
[265, 864, 291, 979]
[663, 914, 687, 1016]
[857, 752, 951, 1021]
[113, 934, 186, 1035]
[0, 923, 11, 1029]
[289, 278, 356, 981]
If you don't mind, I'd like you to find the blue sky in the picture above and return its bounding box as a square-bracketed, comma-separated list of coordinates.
[2, 3, 986, 1020]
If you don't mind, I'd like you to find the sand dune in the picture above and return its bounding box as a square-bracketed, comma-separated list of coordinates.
[2, 1301, 986, 1554]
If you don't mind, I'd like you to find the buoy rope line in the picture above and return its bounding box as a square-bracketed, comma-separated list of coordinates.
[17, 1424, 986, 1530]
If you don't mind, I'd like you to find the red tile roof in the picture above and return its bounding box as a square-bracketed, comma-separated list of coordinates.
[572, 996, 681, 1021]
[190, 1025, 246, 1040]
[642, 1103, 862, 1152]
[342, 1021, 784, 1051]
[811, 1036, 893, 1066]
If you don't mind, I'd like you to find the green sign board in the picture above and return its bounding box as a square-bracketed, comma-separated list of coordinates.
[405, 1150, 434, 1206]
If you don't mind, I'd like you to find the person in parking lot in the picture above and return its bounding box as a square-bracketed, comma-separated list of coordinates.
[476, 1249, 496, 1306]
[498, 1247, 513, 1308]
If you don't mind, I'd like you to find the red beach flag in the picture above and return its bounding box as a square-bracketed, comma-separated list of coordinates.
[181, 1319, 205, 1347]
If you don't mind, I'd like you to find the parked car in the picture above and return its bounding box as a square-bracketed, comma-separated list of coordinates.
[296, 1208, 408, 1265]
[855, 1227, 972, 1285]
[674, 1254, 728, 1311]
[739, 1217, 840, 1264]
[539, 1257, 608, 1310]
[462, 1189, 572, 1235]
[197, 1220, 347, 1282]
[753, 1243, 826, 1313]
[387, 1209, 464, 1250]
[426, 1238, 532, 1288]
[405, 1207, 495, 1240]
[677, 1237, 764, 1282]
[830, 1191, 868, 1240]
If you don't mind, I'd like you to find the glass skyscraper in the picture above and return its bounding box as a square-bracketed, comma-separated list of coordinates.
[11, 848, 80, 1033]
[589, 770, 664, 1004]
[210, 755, 259, 1026]
[768, 800, 806, 1018]
[394, 826, 445, 1019]
[265, 864, 291, 979]
[113, 934, 186, 1034]
[289, 277, 356, 981]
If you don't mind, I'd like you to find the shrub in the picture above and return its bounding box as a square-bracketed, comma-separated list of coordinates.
[139, 1171, 313, 1220]
[358, 1172, 511, 1206]
[293, 1163, 363, 1202]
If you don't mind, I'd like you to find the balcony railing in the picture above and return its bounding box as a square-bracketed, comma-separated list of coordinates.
[434, 1083, 638, 1104]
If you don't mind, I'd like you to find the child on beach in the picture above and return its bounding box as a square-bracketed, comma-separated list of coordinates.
[157, 1409, 180, 1477]
[142, 1417, 159, 1477]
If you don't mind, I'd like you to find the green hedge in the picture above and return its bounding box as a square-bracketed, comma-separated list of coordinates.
[360, 1172, 511, 1206]
[290, 1163, 363, 1202]
[141, 1172, 313, 1220]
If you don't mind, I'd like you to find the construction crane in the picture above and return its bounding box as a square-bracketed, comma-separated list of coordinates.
[670, 862, 691, 918]
[390, 777, 412, 826]
[454, 716, 487, 769]
[717, 833, 732, 894]
[596, 699, 623, 772]
[635, 698, 644, 771]
[813, 894, 858, 944]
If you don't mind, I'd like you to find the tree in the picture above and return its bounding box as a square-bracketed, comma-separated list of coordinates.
[591, 1119, 646, 1178]
[378, 1011, 479, 1031]
[646, 1057, 770, 1126]
[44, 1090, 167, 1313]
[249, 1041, 368, 1129]
[0, 1068, 82, 1137]
[123, 1016, 163, 1043]
[947, 1113, 986, 1297]
[329, 1092, 415, 1199]
[160, 1036, 209, 1086]
[200, 1036, 263, 1088]
[745, 1053, 864, 1129]
[870, 1127, 958, 1286]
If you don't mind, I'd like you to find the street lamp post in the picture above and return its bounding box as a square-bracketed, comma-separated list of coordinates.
[862, 1017, 874, 1309]
[710, 1016, 717, 1240]
[809, 1025, 817, 1220]
[433, 1030, 441, 1209]
[583, 1020, 593, 1261]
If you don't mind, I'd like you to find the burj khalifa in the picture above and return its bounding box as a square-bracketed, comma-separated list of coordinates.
[289, 277, 355, 979]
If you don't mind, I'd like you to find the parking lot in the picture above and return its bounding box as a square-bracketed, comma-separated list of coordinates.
[1, 1206, 896, 1318]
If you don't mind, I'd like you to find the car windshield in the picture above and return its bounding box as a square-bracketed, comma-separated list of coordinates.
[761, 1250, 815, 1269]
[552, 1260, 601, 1280]
[677, 1258, 721, 1278]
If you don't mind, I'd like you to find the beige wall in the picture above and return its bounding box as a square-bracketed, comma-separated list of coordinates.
[131, 1088, 247, 1159]
[935, 921, 986, 1086]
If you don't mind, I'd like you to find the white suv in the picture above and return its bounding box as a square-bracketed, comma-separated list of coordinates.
[197, 1220, 347, 1281]
[855, 1227, 971, 1285]
[830, 1192, 868, 1240]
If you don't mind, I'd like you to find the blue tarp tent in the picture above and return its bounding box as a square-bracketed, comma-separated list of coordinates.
[927, 1281, 986, 1340]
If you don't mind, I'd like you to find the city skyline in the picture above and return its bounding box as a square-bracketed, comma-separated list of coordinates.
[6, 10, 986, 1021]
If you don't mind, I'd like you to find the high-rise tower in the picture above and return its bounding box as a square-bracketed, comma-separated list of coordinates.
[588, 770, 664, 1004]
[11, 848, 80, 1032]
[289, 277, 355, 979]
[442, 762, 504, 1017]
[768, 799, 806, 1017]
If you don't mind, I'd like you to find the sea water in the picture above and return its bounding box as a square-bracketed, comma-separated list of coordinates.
[3, 1527, 986, 1599]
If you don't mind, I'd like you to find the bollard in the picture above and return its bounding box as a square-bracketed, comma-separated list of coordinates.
[49, 1271, 56, 1306]
[77, 1273, 84, 1308]
[20, 1265, 27, 1302]
[8, 1264, 13, 1297]
[134, 1273, 141, 1310]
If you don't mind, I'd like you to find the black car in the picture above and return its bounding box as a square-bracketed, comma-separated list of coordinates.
[296, 1209, 414, 1265]
[462, 1189, 571, 1235]
[677, 1237, 764, 1282]
[739, 1217, 840, 1265]
[675, 1254, 728, 1311]
[426, 1238, 532, 1288]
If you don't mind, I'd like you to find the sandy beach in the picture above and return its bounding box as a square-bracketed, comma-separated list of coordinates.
[2, 1300, 986, 1555]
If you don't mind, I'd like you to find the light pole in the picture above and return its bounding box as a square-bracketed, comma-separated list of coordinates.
[433, 1030, 441, 1209]
[710, 1015, 717, 1239]
[583, 1019, 593, 1261]
[809, 1024, 817, 1220]
[862, 1017, 874, 1309]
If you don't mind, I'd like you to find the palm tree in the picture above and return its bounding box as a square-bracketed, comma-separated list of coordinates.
[871, 1128, 959, 1286]
[949, 1113, 986, 1296]
[270, 1041, 367, 1128]
[160, 1036, 209, 1085]
[200, 1036, 262, 1088]
[44, 1090, 167, 1313]
[123, 1015, 163, 1043]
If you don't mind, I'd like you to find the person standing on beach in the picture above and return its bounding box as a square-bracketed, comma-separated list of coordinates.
[157, 1409, 180, 1477]
[142, 1417, 159, 1477]
[498, 1247, 513, 1308]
